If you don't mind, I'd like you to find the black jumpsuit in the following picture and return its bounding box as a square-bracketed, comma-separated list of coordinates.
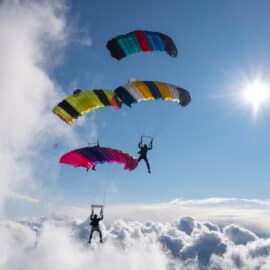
[138, 142, 152, 173]
[88, 212, 103, 243]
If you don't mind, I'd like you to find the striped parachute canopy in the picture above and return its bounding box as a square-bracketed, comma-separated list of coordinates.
[52, 89, 121, 125]
[60, 146, 138, 171]
[106, 30, 177, 60]
[114, 80, 191, 107]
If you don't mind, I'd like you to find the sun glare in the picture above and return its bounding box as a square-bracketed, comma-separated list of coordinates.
[241, 78, 270, 116]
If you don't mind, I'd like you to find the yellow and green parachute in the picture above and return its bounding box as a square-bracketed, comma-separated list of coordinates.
[52, 89, 121, 125]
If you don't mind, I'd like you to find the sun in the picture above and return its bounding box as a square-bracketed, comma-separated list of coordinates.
[241, 77, 270, 116]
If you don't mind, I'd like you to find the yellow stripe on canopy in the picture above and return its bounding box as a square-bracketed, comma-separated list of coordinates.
[154, 82, 173, 100]
[66, 90, 103, 114]
[52, 89, 117, 125]
[52, 106, 75, 125]
[132, 81, 154, 100]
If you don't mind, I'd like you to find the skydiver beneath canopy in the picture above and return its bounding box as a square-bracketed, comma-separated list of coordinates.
[88, 205, 103, 244]
[86, 166, 96, 172]
[137, 136, 153, 174]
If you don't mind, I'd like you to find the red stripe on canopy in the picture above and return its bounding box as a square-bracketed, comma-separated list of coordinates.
[134, 31, 152, 52]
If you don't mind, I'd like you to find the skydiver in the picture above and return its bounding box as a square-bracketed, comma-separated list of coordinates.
[87, 140, 99, 172]
[86, 165, 96, 172]
[137, 137, 153, 174]
[88, 207, 103, 244]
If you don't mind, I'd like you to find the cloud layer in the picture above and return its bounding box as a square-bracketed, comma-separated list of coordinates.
[2, 212, 270, 270]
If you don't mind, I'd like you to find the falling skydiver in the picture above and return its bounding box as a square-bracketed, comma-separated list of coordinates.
[137, 136, 153, 174]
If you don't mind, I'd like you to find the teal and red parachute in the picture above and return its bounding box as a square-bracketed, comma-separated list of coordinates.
[60, 146, 138, 171]
[106, 30, 177, 60]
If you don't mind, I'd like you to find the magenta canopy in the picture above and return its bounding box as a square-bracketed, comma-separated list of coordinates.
[60, 146, 138, 171]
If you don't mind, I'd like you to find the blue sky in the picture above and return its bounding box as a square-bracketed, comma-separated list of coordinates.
[47, 0, 270, 207]
[4, 2, 270, 267]
[2, 0, 270, 216]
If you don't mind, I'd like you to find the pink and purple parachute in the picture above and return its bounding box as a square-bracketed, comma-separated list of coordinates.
[59, 146, 138, 171]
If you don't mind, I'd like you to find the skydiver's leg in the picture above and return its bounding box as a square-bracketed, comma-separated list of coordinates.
[143, 157, 151, 173]
[137, 155, 143, 163]
[88, 229, 94, 243]
[98, 228, 103, 243]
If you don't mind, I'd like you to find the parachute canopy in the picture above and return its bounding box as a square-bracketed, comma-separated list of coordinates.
[52, 89, 121, 125]
[114, 80, 191, 107]
[53, 81, 191, 124]
[60, 146, 138, 171]
[106, 30, 177, 60]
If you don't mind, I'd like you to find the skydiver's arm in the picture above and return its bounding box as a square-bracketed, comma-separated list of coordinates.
[138, 136, 143, 148]
[90, 210, 94, 219]
[99, 209, 103, 220]
[148, 139, 153, 150]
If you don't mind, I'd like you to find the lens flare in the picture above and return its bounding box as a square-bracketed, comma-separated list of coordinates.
[241, 77, 270, 117]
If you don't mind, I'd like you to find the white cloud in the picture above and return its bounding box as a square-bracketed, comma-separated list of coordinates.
[78, 34, 92, 47]
[7, 191, 39, 203]
[70, 28, 92, 47]
[3, 207, 270, 270]
[169, 197, 270, 207]
[224, 224, 258, 245]
[1, 217, 169, 270]
[0, 0, 82, 215]
[52, 197, 270, 240]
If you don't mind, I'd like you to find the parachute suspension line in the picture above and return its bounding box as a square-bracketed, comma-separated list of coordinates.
[91, 204, 104, 215]
[104, 166, 120, 206]
[89, 168, 107, 210]
[140, 135, 154, 148]
[151, 126, 162, 140]
[90, 145, 107, 208]
[138, 106, 164, 143]
[102, 189, 107, 206]
[90, 172, 107, 209]
[145, 114, 168, 142]
[102, 163, 110, 207]
[88, 139, 100, 147]
[90, 191, 99, 210]
[129, 106, 143, 144]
